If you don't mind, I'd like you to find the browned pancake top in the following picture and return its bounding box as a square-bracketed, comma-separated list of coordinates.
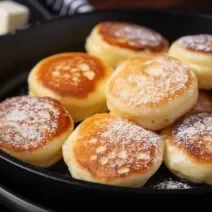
[98, 21, 168, 52]
[73, 113, 162, 182]
[107, 55, 195, 108]
[179, 34, 212, 54]
[170, 112, 212, 163]
[37, 53, 107, 98]
[0, 96, 71, 152]
[189, 91, 212, 114]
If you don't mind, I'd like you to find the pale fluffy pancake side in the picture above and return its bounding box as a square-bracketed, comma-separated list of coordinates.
[106, 55, 198, 130]
[85, 21, 169, 69]
[163, 112, 212, 185]
[28, 52, 113, 122]
[62, 113, 164, 188]
[0, 96, 74, 167]
[168, 34, 212, 89]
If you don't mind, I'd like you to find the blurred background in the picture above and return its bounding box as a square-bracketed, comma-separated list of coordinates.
[90, 0, 212, 13]
[39, 0, 212, 15]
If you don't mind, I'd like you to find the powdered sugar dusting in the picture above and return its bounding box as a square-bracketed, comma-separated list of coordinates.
[174, 112, 212, 159]
[83, 114, 162, 173]
[98, 117, 161, 145]
[179, 34, 212, 53]
[110, 55, 192, 107]
[0, 96, 68, 151]
[99, 21, 166, 51]
[154, 178, 192, 189]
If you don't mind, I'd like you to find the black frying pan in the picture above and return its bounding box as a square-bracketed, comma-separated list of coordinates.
[1, 1, 212, 209]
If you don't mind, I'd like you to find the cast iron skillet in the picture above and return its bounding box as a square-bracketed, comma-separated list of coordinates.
[1, 3, 212, 209]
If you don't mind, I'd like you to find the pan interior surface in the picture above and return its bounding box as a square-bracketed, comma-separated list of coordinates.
[0, 8, 212, 193]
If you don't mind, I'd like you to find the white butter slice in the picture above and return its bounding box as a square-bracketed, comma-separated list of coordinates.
[0, 0, 29, 35]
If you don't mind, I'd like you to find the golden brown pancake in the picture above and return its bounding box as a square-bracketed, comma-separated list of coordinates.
[98, 21, 168, 52]
[187, 91, 212, 115]
[62, 113, 164, 188]
[168, 34, 212, 89]
[106, 55, 198, 130]
[163, 112, 212, 184]
[85, 21, 169, 68]
[28, 52, 113, 122]
[0, 96, 74, 167]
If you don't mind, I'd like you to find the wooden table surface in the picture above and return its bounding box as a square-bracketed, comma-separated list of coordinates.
[90, 0, 212, 13]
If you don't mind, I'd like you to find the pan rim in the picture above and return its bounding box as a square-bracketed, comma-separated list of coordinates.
[0, 6, 211, 40]
[1, 7, 212, 194]
[1, 149, 211, 194]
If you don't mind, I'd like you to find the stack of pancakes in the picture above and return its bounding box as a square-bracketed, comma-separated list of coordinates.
[1, 21, 212, 188]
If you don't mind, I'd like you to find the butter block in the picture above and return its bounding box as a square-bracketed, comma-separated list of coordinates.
[0, 0, 29, 35]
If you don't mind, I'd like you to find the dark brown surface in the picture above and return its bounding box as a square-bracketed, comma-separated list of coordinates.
[90, 0, 212, 13]
[169, 112, 212, 163]
[98, 21, 168, 52]
[188, 91, 212, 115]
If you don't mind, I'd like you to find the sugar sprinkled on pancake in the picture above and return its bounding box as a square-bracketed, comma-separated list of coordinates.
[107, 55, 194, 108]
[179, 34, 212, 54]
[98, 21, 168, 52]
[0, 96, 71, 152]
[171, 112, 212, 163]
[70, 113, 163, 182]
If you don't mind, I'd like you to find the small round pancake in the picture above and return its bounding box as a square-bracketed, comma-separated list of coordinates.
[0, 96, 74, 168]
[162, 112, 212, 185]
[168, 34, 212, 89]
[106, 55, 198, 131]
[62, 113, 164, 188]
[28, 52, 113, 123]
[85, 21, 169, 69]
[187, 91, 212, 115]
